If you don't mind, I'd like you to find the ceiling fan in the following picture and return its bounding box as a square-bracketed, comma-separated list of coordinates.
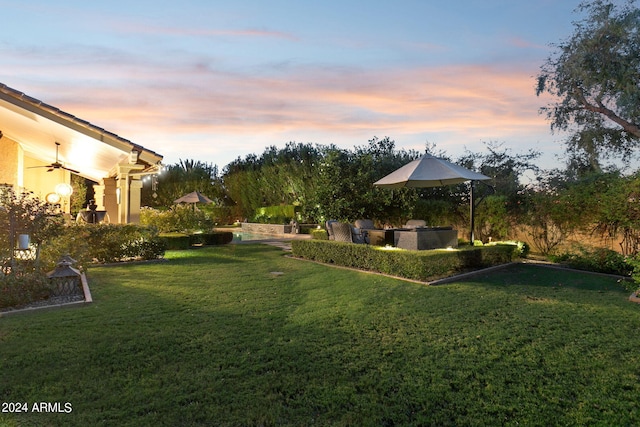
[29, 142, 80, 174]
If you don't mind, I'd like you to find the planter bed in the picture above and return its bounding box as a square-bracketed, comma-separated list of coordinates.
[291, 240, 518, 283]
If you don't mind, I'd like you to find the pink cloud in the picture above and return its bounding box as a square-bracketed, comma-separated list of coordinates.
[2, 52, 555, 166]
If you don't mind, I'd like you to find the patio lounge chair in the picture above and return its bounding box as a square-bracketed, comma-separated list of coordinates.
[331, 222, 355, 243]
[353, 219, 377, 244]
[326, 220, 338, 240]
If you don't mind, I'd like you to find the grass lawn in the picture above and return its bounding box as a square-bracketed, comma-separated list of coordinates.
[1, 244, 640, 426]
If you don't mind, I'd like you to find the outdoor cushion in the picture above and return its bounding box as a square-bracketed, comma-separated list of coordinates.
[354, 219, 376, 230]
[405, 219, 427, 229]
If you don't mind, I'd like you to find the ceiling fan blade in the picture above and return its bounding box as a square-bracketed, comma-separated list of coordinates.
[62, 166, 80, 174]
[26, 142, 79, 174]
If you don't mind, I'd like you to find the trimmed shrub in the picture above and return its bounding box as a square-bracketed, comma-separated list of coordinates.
[551, 246, 632, 276]
[252, 205, 297, 224]
[311, 229, 329, 240]
[82, 224, 166, 263]
[291, 240, 517, 282]
[42, 224, 166, 266]
[0, 272, 51, 310]
[159, 234, 192, 250]
[487, 240, 530, 258]
[159, 232, 233, 250]
[140, 206, 215, 233]
[190, 232, 233, 246]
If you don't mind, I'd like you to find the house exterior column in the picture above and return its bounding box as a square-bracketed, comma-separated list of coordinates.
[128, 179, 143, 223]
[93, 182, 106, 210]
[112, 164, 145, 224]
[101, 178, 118, 223]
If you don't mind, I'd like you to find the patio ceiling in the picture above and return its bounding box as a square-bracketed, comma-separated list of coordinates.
[0, 83, 162, 182]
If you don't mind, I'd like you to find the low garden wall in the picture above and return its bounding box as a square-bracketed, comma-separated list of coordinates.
[291, 240, 519, 283]
[241, 223, 293, 235]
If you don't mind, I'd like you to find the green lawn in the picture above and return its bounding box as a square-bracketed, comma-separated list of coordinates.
[1, 245, 639, 426]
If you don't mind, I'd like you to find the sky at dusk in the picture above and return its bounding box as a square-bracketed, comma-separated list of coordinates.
[0, 0, 594, 171]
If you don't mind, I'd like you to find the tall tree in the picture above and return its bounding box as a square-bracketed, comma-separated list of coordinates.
[536, 0, 640, 164]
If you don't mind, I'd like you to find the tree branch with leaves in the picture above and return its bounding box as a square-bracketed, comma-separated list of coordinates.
[537, 0, 640, 165]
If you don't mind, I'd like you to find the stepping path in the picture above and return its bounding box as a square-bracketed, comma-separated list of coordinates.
[260, 240, 292, 251]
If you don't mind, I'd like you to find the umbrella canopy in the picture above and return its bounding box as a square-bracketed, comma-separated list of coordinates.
[373, 155, 490, 188]
[374, 155, 491, 242]
[173, 191, 214, 204]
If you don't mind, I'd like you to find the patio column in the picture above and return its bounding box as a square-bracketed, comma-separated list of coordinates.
[101, 178, 118, 223]
[128, 179, 143, 224]
[93, 182, 106, 210]
[114, 164, 145, 224]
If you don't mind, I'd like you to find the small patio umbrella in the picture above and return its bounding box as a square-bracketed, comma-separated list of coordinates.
[173, 191, 214, 209]
[374, 155, 491, 242]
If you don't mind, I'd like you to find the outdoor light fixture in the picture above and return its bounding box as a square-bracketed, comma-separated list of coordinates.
[47, 256, 82, 297]
[45, 192, 61, 204]
[17, 234, 30, 250]
[55, 183, 73, 198]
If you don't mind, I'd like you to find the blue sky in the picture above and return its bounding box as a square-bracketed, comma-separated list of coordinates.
[0, 1, 591, 171]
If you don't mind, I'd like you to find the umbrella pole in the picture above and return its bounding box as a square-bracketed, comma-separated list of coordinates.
[469, 181, 475, 243]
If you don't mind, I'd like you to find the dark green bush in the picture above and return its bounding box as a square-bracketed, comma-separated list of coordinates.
[488, 241, 530, 258]
[190, 232, 233, 246]
[82, 224, 165, 263]
[159, 234, 192, 250]
[291, 240, 517, 282]
[551, 246, 632, 276]
[252, 205, 297, 224]
[299, 224, 319, 235]
[0, 272, 51, 309]
[311, 229, 329, 240]
[140, 206, 215, 233]
[160, 232, 233, 250]
[42, 224, 166, 265]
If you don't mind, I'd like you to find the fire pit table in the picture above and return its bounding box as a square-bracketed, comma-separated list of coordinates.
[393, 227, 458, 250]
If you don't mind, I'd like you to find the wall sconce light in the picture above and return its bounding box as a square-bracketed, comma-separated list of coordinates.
[129, 149, 140, 164]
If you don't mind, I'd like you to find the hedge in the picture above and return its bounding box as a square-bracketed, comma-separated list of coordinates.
[189, 232, 234, 246]
[291, 240, 518, 282]
[159, 232, 233, 250]
[310, 229, 329, 240]
[0, 272, 51, 310]
[41, 223, 166, 266]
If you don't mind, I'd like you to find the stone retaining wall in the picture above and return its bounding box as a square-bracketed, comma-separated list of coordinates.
[241, 223, 293, 235]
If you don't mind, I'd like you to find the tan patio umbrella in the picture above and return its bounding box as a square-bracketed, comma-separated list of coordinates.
[373, 155, 491, 242]
[173, 191, 214, 204]
[173, 191, 214, 210]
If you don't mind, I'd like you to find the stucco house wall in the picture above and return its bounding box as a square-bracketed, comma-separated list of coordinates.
[0, 83, 162, 223]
